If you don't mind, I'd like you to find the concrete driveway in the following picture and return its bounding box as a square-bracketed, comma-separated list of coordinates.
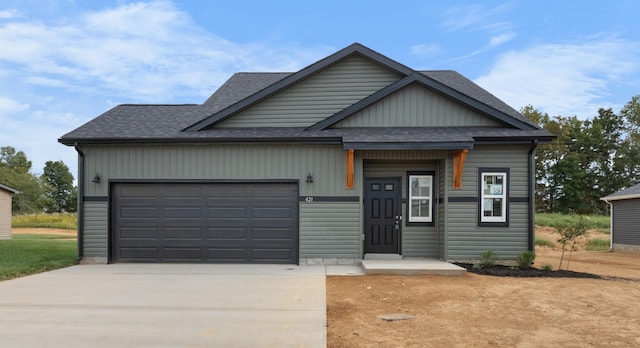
[0, 264, 327, 348]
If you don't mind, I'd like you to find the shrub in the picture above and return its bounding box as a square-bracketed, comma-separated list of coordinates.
[541, 263, 553, 271]
[535, 237, 554, 247]
[516, 251, 536, 269]
[479, 250, 498, 268]
[586, 238, 610, 251]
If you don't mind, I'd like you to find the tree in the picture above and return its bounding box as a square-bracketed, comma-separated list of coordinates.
[41, 160, 76, 213]
[0, 146, 42, 213]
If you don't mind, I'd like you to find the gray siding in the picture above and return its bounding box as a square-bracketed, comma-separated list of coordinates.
[445, 145, 531, 260]
[363, 160, 438, 257]
[335, 84, 503, 128]
[81, 144, 353, 197]
[438, 159, 447, 259]
[299, 202, 361, 258]
[612, 199, 640, 245]
[217, 56, 402, 128]
[448, 145, 530, 198]
[83, 201, 108, 258]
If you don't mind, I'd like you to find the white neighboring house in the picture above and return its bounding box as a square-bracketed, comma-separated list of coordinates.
[0, 183, 19, 240]
[601, 183, 640, 252]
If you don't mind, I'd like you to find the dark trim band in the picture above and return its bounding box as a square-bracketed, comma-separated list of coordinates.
[84, 196, 108, 202]
[299, 196, 360, 202]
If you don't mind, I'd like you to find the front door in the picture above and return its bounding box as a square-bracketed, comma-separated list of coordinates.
[364, 177, 401, 254]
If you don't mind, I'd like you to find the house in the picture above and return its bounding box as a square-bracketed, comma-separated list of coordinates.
[0, 183, 19, 240]
[59, 43, 555, 264]
[601, 183, 640, 251]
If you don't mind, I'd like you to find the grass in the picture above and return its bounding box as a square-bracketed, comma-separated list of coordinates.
[535, 237, 555, 247]
[536, 213, 610, 233]
[12, 213, 77, 230]
[0, 234, 77, 281]
[586, 238, 610, 251]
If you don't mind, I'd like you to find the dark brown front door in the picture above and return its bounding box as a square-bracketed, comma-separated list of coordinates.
[364, 177, 401, 254]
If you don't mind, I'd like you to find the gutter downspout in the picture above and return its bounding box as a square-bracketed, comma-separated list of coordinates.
[528, 140, 538, 251]
[74, 144, 84, 261]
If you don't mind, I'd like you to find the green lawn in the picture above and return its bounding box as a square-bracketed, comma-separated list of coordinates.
[0, 234, 78, 281]
[535, 213, 610, 233]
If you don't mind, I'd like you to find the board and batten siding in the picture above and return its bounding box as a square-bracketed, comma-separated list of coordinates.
[81, 144, 353, 197]
[79, 143, 360, 260]
[445, 145, 531, 259]
[0, 189, 12, 240]
[335, 84, 503, 128]
[299, 202, 361, 259]
[217, 55, 402, 128]
[363, 159, 439, 257]
[612, 199, 640, 247]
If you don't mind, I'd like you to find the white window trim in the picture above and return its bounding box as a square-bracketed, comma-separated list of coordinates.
[481, 172, 507, 223]
[408, 174, 433, 223]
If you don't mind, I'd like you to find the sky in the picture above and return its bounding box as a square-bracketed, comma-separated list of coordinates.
[0, 0, 639, 178]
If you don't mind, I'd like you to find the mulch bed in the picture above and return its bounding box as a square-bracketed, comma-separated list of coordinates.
[454, 263, 601, 279]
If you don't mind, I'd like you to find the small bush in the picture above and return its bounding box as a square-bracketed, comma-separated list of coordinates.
[541, 263, 553, 271]
[517, 251, 536, 269]
[586, 238, 610, 251]
[479, 250, 498, 268]
[535, 237, 554, 247]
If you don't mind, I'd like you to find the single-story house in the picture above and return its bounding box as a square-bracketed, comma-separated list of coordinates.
[0, 183, 19, 240]
[59, 43, 555, 264]
[601, 183, 640, 251]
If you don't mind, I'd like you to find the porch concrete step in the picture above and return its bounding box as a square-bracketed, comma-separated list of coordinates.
[361, 259, 466, 276]
[364, 253, 403, 260]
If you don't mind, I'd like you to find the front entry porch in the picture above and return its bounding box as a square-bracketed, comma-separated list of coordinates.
[360, 258, 466, 276]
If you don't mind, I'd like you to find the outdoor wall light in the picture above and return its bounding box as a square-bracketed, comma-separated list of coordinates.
[92, 174, 101, 183]
[306, 173, 314, 183]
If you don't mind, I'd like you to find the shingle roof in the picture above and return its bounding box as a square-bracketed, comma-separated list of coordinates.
[601, 183, 640, 201]
[59, 43, 555, 146]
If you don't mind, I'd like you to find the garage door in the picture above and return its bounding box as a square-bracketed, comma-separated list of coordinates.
[111, 182, 299, 264]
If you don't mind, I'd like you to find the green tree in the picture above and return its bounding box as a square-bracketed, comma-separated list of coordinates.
[41, 160, 75, 213]
[0, 146, 42, 213]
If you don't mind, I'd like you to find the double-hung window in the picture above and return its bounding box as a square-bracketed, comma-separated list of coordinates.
[408, 173, 433, 224]
[480, 170, 508, 224]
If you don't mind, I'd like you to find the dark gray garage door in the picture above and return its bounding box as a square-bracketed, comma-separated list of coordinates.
[111, 182, 299, 264]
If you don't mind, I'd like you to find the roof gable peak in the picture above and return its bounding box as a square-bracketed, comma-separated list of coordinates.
[183, 43, 414, 131]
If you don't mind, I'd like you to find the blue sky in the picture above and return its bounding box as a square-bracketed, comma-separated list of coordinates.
[1, 0, 639, 177]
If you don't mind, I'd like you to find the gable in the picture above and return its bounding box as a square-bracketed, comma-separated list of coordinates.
[216, 55, 403, 128]
[333, 83, 504, 128]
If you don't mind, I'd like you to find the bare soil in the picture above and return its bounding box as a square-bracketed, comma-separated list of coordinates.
[12, 228, 77, 236]
[327, 227, 640, 348]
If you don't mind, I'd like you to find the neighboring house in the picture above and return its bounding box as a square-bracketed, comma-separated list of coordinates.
[59, 43, 555, 264]
[0, 183, 19, 240]
[601, 183, 640, 251]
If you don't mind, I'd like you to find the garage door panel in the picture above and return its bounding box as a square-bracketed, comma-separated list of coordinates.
[113, 182, 298, 264]
[208, 207, 247, 219]
[163, 248, 204, 261]
[163, 228, 203, 240]
[119, 227, 159, 239]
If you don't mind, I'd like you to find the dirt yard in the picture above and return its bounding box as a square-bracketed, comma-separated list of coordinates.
[12, 228, 77, 237]
[327, 227, 640, 348]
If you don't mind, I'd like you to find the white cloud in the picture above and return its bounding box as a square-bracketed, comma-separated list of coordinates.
[410, 43, 442, 58]
[0, 96, 29, 113]
[0, 0, 330, 103]
[474, 37, 640, 118]
[0, 9, 22, 19]
[441, 2, 514, 32]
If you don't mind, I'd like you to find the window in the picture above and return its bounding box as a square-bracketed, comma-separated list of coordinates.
[480, 170, 507, 223]
[408, 174, 433, 223]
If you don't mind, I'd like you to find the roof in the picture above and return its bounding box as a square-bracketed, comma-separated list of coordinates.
[0, 183, 19, 195]
[601, 183, 640, 202]
[59, 42, 555, 146]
